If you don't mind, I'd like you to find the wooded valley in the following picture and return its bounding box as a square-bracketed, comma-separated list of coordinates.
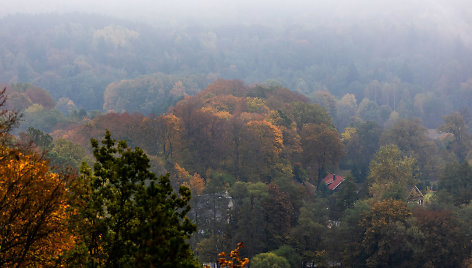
[1, 12, 472, 267]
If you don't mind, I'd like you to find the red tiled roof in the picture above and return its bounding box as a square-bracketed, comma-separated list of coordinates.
[322, 173, 345, 190]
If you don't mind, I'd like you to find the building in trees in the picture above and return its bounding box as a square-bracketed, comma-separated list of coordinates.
[322, 173, 345, 190]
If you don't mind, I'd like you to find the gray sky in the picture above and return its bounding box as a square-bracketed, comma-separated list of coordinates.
[2, 0, 472, 36]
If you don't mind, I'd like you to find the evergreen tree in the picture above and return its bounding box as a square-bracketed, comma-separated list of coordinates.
[73, 130, 199, 267]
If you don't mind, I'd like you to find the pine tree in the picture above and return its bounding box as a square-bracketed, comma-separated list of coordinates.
[74, 130, 199, 267]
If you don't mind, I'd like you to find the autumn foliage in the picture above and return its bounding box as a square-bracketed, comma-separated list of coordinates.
[57, 80, 344, 186]
[0, 147, 74, 266]
[217, 242, 249, 268]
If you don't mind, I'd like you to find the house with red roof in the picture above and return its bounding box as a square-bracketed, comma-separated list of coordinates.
[322, 173, 345, 190]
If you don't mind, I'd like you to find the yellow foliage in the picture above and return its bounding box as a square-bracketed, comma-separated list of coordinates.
[368, 144, 417, 201]
[217, 242, 249, 268]
[246, 120, 284, 154]
[362, 199, 412, 232]
[162, 114, 183, 130]
[246, 97, 269, 114]
[341, 127, 357, 143]
[0, 147, 75, 266]
[201, 106, 232, 119]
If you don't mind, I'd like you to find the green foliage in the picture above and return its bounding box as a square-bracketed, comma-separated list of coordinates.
[48, 138, 91, 170]
[357, 98, 384, 125]
[438, 112, 472, 162]
[360, 199, 421, 268]
[73, 130, 199, 267]
[206, 170, 235, 193]
[283, 102, 333, 130]
[271, 245, 301, 268]
[288, 199, 329, 262]
[335, 93, 358, 131]
[231, 182, 270, 256]
[328, 176, 358, 219]
[335, 200, 371, 266]
[251, 252, 290, 268]
[341, 121, 382, 182]
[380, 118, 439, 180]
[21, 105, 67, 133]
[24, 127, 53, 150]
[103, 73, 208, 114]
[438, 161, 472, 206]
[368, 144, 417, 201]
[263, 184, 295, 249]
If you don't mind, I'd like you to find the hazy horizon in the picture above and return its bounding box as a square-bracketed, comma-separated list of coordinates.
[2, 0, 470, 25]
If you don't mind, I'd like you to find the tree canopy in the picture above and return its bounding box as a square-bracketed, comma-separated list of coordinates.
[72, 130, 199, 267]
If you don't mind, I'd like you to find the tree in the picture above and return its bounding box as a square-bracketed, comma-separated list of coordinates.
[102, 73, 206, 114]
[360, 199, 421, 267]
[262, 184, 294, 249]
[21, 127, 53, 150]
[283, 102, 333, 131]
[438, 112, 471, 161]
[0, 87, 74, 266]
[437, 161, 472, 206]
[288, 199, 329, 263]
[368, 144, 417, 200]
[413, 207, 469, 267]
[217, 242, 250, 268]
[231, 182, 270, 257]
[271, 245, 301, 268]
[155, 114, 184, 160]
[47, 138, 91, 171]
[380, 118, 439, 181]
[413, 92, 444, 127]
[239, 120, 283, 182]
[328, 176, 358, 219]
[341, 122, 382, 182]
[251, 252, 289, 268]
[335, 93, 358, 131]
[300, 123, 344, 183]
[0, 147, 75, 266]
[0, 87, 19, 141]
[189, 172, 205, 195]
[311, 91, 337, 118]
[335, 200, 371, 267]
[75, 130, 199, 267]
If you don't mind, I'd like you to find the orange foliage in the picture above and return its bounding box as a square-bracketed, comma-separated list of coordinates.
[0, 147, 75, 266]
[189, 172, 205, 194]
[217, 242, 249, 268]
[200, 79, 248, 97]
[174, 162, 191, 186]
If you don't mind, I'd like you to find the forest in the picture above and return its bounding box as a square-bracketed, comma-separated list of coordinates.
[1, 11, 472, 267]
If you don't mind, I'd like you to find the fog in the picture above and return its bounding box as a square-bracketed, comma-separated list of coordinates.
[2, 0, 472, 45]
[3, 0, 471, 28]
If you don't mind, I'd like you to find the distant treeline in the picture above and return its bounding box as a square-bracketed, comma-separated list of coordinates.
[2, 13, 472, 130]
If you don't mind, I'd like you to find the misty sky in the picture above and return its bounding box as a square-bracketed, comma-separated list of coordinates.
[2, 0, 472, 41]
